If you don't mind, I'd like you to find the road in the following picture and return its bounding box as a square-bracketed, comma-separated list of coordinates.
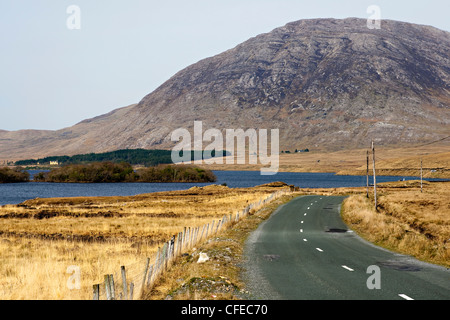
[243, 195, 450, 300]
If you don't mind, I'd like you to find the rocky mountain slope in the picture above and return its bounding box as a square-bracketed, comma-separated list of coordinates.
[1, 18, 449, 160]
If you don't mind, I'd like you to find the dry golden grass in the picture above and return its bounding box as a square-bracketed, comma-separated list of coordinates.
[142, 181, 450, 300]
[341, 181, 450, 267]
[142, 193, 298, 300]
[198, 144, 450, 178]
[0, 183, 289, 300]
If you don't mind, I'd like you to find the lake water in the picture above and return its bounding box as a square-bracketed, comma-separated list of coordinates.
[0, 170, 446, 206]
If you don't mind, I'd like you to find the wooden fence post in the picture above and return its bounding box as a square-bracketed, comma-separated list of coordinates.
[121, 266, 127, 300]
[129, 282, 134, 300]
[182, 227, 186, 250]
[141, 258, 150, 296]
[215, 220, 221, 234]
[147, 265, 154, 288]
[205, 223, 210, 239]
[93, 284, 100, 300]
[104, 275, 111, 300]
[109, 274, 116, 300]
[200, 224, 206, 242]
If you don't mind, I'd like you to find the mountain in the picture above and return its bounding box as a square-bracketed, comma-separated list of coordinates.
[1, 18, 449, 161]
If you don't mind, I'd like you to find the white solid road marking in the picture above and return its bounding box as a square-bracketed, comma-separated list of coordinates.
[399, 294, 414, 300]
[342, 265, 354, 272]
[316, 248, 323, 252]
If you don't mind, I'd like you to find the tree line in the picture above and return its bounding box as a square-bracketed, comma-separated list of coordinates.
[15, 149, 229, 167]
[15, 149, 174, 167]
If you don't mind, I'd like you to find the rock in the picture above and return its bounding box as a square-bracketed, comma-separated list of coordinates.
[197, 252, 210, 263]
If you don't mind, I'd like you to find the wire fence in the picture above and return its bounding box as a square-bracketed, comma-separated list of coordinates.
[91, 188, 292, 300]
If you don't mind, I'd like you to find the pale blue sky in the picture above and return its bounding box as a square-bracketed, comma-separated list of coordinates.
[1, 0, 449, 131]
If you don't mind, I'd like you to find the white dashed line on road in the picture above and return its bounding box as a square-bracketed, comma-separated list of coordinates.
[316, 248, 323, 252]
[399, 294, 414, 300]
[342, 265, 354, 272]
[303, 239, 308, 242]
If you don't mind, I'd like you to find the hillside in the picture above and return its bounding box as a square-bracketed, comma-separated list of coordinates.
[1, 18, 449, 161]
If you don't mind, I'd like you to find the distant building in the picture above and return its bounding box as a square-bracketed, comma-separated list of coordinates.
[50, 161, 59, 166]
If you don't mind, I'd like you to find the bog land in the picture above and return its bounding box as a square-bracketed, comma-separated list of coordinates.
[0, 144, 448, 300]
[144, 180, 449, 300]
[197, 144, 450, 179]
[0, 178, 447, 300]
[0, 182, 290, 299]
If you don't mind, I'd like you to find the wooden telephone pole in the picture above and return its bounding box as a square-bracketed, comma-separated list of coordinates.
[372, 141, 377, 211]
[366, 150, 369, 198]
[420, 159, 423, 193]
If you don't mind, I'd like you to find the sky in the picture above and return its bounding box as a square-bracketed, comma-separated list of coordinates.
[0, 0, 449, 131]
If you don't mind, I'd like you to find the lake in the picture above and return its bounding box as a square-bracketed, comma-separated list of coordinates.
[0, 170, 445, 206]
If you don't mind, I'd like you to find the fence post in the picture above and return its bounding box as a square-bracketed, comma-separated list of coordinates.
[154, 247, 161, 278]
[129, 282, 134, 300]
[121, 266, 127, 300]
[170, 236, 175, 264]
[109, 274, 116, 300]
[147, 264, 154, 288]
[163, 241, 169, 271]
[186, 227, 190, 250]
[104, 275, 111, 300]
[215, 220, 221, 234]
[200, 224, 206, 242]
[93, 284, 100, 300]
[141, 258, 150, 296]
[178, 232, 183, 255]
[182, 227, 186, 251]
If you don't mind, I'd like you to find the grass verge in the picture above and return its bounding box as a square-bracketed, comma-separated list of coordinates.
[341, 181, 450, 268]
[142, 194, 298, 300]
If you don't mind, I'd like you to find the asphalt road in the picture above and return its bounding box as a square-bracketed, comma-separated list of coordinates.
[243, 195, 450, 300]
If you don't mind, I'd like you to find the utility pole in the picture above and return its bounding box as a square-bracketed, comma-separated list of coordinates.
[366, 150, 369, 198]
[420, 159, 423, 193]
[372, 141, 377, 211]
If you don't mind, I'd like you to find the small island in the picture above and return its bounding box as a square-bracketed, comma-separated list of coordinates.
[33, 162, 216, 183]
[0, 167, 30, 183]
